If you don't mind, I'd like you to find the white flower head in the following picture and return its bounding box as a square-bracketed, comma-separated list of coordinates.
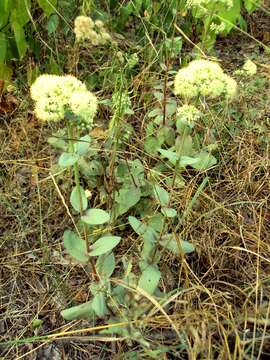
[69, 91, 98, 127]
[74, 16, 94, 42]
[174, 59, 237, 100]
[242, 59, 257, 76]
[176, 104, 201, 128]
[74, 15, 113, 46]
[30, 74, 98, 128]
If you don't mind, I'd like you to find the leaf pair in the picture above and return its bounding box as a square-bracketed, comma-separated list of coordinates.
[63, 230, 121, 262]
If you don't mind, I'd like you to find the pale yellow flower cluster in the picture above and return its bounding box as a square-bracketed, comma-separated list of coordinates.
[30, 74, 97, 129]
[176, 104, 201, 128]
[187, 0, 233, 9]
[74, 15, 113, 46]
[242, 59, 257, 76]
[174, 59, 237, 100]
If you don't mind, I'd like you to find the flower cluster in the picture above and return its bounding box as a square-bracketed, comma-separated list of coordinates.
[235, 59, 257, 77]
[30, 74, 98, 129]
[187, 0, 233, 9]
[74, 15, 113, 46]
[176, 104, 201, 128]
[174, 59, 237, 100]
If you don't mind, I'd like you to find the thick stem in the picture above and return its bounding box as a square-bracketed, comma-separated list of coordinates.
[67, 123, 98, 278]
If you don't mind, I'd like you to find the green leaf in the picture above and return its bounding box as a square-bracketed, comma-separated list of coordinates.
[70, 186, 88, 212]
[161, 207, 177, 218]
[63, 230, 88, 263]
[61, 301, 94, 320]
[160, 234, 195, 254]
[89, 236, 121, 257]
[218, 0, 241, 33]
[115, 187, 141, 215]
[153, 184, 169, 207]
[0, 33, 7, 63]
[81, 209, 110, 226]
[48, 136, 67, 150]
[92, 293, 108, 317]
[47, 13, 59, 34]
[0, 0, 11, 28]
[159, 149, 180, 165]
[74, 134, 91, 156]
[243, 0, 261, 13]
[138, 265, 161, 295]
[12, 21, 27, 59]
[191, 152, 217, 170]
[11, 0, 31, 27]
[0, 64, 12, 81]
[31, 318, 43, 329]
[37, 0, 57, 16]
[128, 216, 147, 235]
[58, 152, 79, 168]
[144, 136, 162, 155]
[96, 252, 115, 278]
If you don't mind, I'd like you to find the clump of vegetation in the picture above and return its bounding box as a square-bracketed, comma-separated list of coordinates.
[1, 1, 269, 359]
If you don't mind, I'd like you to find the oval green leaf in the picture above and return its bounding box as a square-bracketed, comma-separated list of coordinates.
[81, 208, 110, 226]
[153, 184, 169, 207]
[63, 230, 88, 263]
[89, 236, 121, 257]
[58, 152, 79, 168]
[61, 301, 93, 320]
[70, 186, 88, 212]
[161, 207, 177, 218]
[138, 265, 161, 295]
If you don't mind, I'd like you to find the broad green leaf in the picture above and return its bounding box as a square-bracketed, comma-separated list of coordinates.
[89, 236, 121, 257]
[148, 108, 162, 118]
[74, 134, 91, 156]
[70, 186, 88, 212]
[12, 21, 27, 59]
[92, 293, 108, 317]
[128, 216, 147, 236]
[47, 13, 59, 34]
[0, 33, 7, 63]
[58, 152, 79, 168]
[153, 184, 169, 207]
[191, 152, 217, 170]
[0, 64, 12, 81]
[144, 136, 161, 155]
[115, 187, 141, 215]
[243, 0, 261, 13]
[0, 0, 11, 28]
[37, 0, 57, 16]
[63, 230, 88, 263]
[159, 149, 179, 165]
[81, 209, 110, 226]
[96, 252, 115, 278]
[218, 0, 241, 33]
[48, 136, 67, 150]
[179, 156, 201, 167]
[11, 0, 31, 27]
[161, 207, 177, 218]
[61, 301, 94, 320]
[160, 234, 194, 254]
[138, 265, 161, 295]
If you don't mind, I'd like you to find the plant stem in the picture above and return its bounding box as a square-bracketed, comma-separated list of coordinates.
[67, 123, 98, 278]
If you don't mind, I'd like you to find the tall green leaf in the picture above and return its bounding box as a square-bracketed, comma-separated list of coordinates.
[0, 0, 11, 28]
[12, 21, 27, 59]
[37, 0, 57, 17]
[0, 33, 7, 63]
